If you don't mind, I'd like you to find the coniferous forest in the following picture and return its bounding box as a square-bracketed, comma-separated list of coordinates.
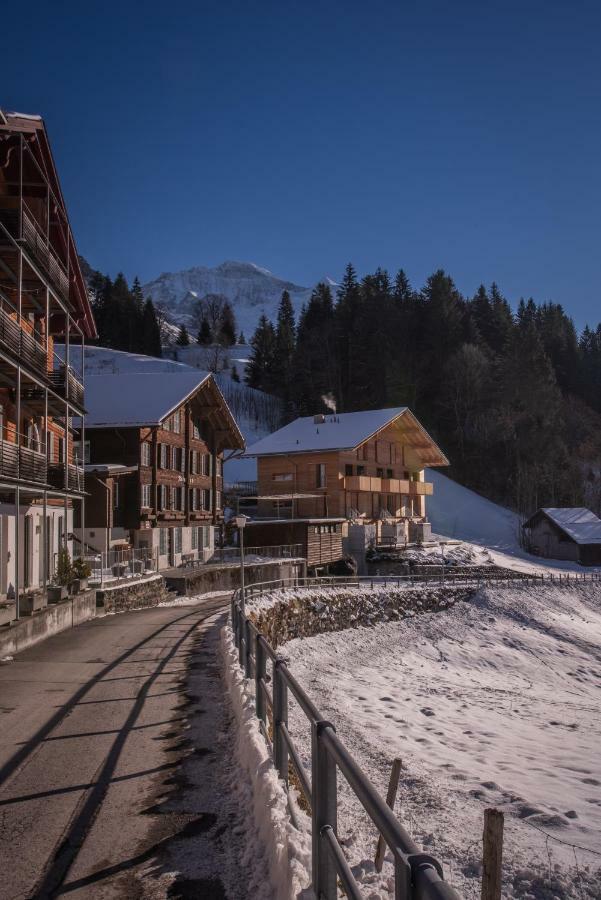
[86, 268, 163, 358]
[246, 266, 601, 517]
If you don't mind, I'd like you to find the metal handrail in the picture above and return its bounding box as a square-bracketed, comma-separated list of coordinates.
[231, 582, 464, 900]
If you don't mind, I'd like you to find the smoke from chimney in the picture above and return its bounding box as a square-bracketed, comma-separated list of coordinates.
[321, 393, 337, 414]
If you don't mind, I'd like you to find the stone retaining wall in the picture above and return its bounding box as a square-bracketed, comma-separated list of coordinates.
[95, 575, 172, 614]
[250, 584, 475, 648]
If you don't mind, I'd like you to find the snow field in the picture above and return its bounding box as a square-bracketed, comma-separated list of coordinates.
[281, 583, 601, 899]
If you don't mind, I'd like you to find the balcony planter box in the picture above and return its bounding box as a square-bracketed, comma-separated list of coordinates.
[70, 578, 89, 595]
[20, 591, 46, 615]
[48, 585, 68, 603]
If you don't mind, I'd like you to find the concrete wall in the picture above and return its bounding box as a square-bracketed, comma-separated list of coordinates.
[164, 558, 306, 596]
[0, 591, 96, 657]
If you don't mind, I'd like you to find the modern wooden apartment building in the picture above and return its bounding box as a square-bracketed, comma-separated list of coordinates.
[245, 408, 448, 540]
[0, 109, 96, 613]
[78, 365, 245, 568]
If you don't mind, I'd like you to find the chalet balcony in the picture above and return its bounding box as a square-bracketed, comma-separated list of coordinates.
[343, 475, 433, 495]
[0, 305, 48, 378]
[343, 475, 383, 492]
[48, 364, 85, 410]
[0, 438, 47, 485]
[47, 462, 85, 493]
[0, 203, 70, 302]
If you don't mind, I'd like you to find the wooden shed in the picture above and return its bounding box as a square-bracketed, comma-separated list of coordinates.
[522, 508, 601, 566]
[245, 518, 345, 570]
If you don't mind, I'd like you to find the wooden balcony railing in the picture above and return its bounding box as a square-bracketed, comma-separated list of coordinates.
[47, 462, 85, 493]
[344, 474, 433, 495]
[0, 438, 47, 485]
[0, 305, 49, 377]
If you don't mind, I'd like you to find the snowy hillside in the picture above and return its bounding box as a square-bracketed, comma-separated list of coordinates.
[427, 468, 522, 551]
[142, 260, 319, 337]
[284, 582, 601, 899]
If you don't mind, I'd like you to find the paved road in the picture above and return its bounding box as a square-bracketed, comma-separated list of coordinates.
[0, 597, 230, 899]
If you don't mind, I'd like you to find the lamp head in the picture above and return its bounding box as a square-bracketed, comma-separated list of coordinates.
[233, 515, 248, 530]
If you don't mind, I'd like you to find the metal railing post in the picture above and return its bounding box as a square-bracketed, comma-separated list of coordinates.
[238, 605, 245, 668]
[312, 721, 337, 900]
[244, 617, 252, 679]
[273, 658, 289, 784]
[255, 634, 266, 723]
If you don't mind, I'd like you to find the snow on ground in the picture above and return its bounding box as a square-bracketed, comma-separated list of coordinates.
[282, 583, 601, 899]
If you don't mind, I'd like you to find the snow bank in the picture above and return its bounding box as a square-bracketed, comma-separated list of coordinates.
[220, 627, 313, 899]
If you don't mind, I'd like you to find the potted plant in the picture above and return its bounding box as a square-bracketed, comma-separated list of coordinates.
[70, 557, 91, 594]
[48, 547, 72, 602]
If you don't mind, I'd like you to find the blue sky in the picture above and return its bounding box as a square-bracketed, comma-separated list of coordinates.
[3, 1, 600, 328]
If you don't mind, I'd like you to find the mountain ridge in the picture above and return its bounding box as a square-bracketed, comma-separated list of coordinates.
[141, 259, 327, 337]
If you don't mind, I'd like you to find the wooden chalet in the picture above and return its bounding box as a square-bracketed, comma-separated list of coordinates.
[77, 362, 245, 568]
[244, 408, 448, 542]
[523, 508, 601, 566]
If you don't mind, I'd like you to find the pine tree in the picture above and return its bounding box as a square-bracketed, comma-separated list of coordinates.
[176, 325, 190, 346]
[197, 318, 212, 345]
[219, 301, 237, 346]
[142, 298, 163, 357]
[237, 331, 246, 344]
[273, 290, 296, 402]
[245, 315, 277, 391]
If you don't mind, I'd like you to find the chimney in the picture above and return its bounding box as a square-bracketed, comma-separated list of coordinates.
[314, 414, 326, 425]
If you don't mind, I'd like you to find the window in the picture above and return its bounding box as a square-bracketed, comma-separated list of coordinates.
[113, 480, 120, 510]
[159, 444, 168, 469]
[73, 440, 90, 464]
[386, 469, 393, 479]
[357, 443, 368, 461]
[47, 431, 54, 463]
[141, 442, 151, 466]
[377, 468, 384, 478]
[172, 411, 181, 434]
[344, 464, 353, 476]
[191, 527, 198, 550]
[215, 490, 221, 510]
[174, 527, 182, 553]
[163, 416, 171, 432]
[357, 465, 365, 476]
[273, 473, 293, 482]
[58, 436, 66, 464]
[316, 463, 326, 488]
[141, 484, 151, 508]
[202, 488, 211, 511]
[180, 448, 186, 473]
[202, 454, 210, 476]
[159, 528, 167, 555]
[192, 420, 201, 440]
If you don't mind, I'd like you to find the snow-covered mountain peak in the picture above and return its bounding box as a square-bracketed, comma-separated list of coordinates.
[142, 260, 313, 337]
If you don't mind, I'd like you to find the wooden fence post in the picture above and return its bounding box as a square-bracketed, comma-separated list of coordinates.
[481, 808, 504, 900]
[374, 758, 402, 872]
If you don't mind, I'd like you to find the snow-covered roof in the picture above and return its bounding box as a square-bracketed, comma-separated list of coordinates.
[530, 508, 601, 545]
[244, 407, 448, 466]
[83, 371, 212, 428]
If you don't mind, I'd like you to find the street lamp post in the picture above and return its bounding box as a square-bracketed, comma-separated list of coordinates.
[234, 514, 247, 616]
